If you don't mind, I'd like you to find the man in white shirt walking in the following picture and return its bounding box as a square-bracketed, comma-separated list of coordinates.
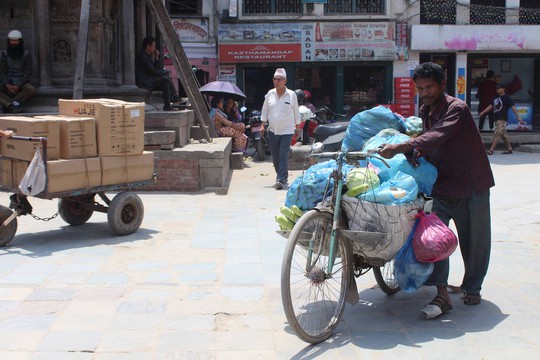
[261, 68, 300, 190]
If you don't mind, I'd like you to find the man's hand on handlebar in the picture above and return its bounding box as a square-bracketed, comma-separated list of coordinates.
[378, 143, 413, 159]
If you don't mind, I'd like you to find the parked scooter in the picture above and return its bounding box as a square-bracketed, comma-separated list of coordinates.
[295, 105, 350, 151]
[241, 107, 269, 161]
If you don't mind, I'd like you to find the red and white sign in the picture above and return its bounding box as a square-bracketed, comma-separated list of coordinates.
[219, 44, 301, 63]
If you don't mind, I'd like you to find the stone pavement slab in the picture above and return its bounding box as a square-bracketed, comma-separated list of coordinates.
[0, 153, 539, 359]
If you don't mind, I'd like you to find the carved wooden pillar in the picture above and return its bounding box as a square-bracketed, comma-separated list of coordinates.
[122, 0, 135, 85]
[34, 0, 51, 86]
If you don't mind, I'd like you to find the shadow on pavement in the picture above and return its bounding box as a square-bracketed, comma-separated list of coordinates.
[0, 222, 159, 258]
[287, 286, 508, 359]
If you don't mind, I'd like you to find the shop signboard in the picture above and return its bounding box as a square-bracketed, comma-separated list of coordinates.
[171, 18, 209, 43]
[411, 25, 540, 51]
[219, 44, 301, 63]
[218, 21, 405, 63]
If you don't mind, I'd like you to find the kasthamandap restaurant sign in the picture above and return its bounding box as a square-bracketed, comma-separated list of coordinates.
[218, 21, 407, 63]
[411, 25, 540, 51]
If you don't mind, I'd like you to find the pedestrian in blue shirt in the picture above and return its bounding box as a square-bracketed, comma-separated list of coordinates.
[480, 83, 524, 155]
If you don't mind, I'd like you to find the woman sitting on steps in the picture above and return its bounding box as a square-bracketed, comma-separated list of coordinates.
[209, 96, 248, 153]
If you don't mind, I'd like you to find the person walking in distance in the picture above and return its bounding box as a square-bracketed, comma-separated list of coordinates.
[476, 70, 497, 132]
[481, 83, 524, 155]
[0, 30, 36, 113]
[379, 62, 495, 319]
[261, 68, 300, 190]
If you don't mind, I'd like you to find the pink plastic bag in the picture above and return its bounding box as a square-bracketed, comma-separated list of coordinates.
[412, 211, 458, 263]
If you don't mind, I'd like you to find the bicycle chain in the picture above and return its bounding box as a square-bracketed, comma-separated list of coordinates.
[30, 211, 60, 222]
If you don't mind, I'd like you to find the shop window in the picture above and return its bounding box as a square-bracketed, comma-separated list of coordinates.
[243, 0, 303, 15]
[343, 66, 385, 114]
[470, 0, 505, 24]
[324, 0, 385, 15]
[168, 0, 201, 15]
[519, 0, 540, 24]
[420, 0, 456, 24]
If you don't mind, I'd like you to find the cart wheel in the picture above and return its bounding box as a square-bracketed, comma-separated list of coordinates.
[0, 205, 17, 247]
[373, 259, 400, 295]
[58, 195, 95, 226]
[281, 210, 352, 344]
[107, 192, 144, 236]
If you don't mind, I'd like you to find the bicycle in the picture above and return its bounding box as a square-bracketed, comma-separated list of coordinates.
[279, 148, 423, 344]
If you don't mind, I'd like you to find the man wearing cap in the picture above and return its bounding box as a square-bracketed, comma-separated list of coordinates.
[0, 30, 36, 113]
[480, 82, 524, 155]
[261, 68, 300, 190]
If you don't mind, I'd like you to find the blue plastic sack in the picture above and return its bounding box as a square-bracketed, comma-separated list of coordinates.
[393, 220, 434, 293]
[362, 129, 438, 195]
[361, 171, 418, 205]
[342, 106, 406, 152]
[285, 160, 354, 211]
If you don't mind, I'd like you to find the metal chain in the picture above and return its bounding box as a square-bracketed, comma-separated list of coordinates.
[30, 211, 60, 222]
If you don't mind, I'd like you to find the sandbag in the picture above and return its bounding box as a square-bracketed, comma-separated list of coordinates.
[342, 106, 405, 152]
[394, 220, 434, 293]
[285, 160, 354, 211]
[340, 196, 424, 263]
[362, 129, 438, 195]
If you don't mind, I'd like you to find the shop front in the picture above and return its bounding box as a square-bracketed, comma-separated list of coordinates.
[411, 25, 540, 132]
[218, 21, 405, 115]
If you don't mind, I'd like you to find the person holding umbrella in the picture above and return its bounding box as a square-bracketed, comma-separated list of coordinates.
[209, 96, 248, 153]
[261, 68, 300, 190]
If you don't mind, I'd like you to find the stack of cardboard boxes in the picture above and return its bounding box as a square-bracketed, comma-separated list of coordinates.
[0, 99, 154, 193]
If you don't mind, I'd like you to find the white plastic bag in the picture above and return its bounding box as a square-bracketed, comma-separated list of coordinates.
[19, 149, 46, 196]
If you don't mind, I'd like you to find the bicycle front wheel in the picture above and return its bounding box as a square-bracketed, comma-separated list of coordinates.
[281, 210, 352, 344]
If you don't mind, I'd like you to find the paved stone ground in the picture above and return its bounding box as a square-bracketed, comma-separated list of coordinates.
[0, 151, 539, 359]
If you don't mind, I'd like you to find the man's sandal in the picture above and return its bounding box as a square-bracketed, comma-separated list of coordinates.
[486, 149, 494, 155]
[421, 295, 453, 320]
[463, 293, 482, 305]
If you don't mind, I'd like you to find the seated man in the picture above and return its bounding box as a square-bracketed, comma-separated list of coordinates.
[0, 30, 36, 113]
[135, 36, 179, 111]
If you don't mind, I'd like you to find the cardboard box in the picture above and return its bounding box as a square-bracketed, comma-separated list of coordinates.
[35, 115, 97, 159]
[0, 116, 60, 161]
[58, 99, 144, 157]
[0, 158, 31, 188]
[0, 158, 11, 186]
[100, 152, 154, 186]
[46, 157, 101, 193]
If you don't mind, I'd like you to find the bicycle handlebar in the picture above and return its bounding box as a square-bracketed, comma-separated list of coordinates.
[307, 149, 390, 168]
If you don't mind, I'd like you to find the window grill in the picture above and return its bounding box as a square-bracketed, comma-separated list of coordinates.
[243, 0, 303, 15]
[324, 0, 385, 15]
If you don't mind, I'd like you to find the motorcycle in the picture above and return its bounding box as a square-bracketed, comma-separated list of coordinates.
[295, 105, 350, 152]
[241, 107, 269, 161]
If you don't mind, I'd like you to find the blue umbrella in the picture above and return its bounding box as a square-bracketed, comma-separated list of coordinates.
[199, 81, 247, 101]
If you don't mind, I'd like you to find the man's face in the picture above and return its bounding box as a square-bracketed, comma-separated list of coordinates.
[145, 41, 156, 55]
[415, 77, 446, 107]
[8, 39, 20, 47]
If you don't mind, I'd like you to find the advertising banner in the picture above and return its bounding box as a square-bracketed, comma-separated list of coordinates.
[411, 25, 540, 51]
[218, 21, 406, 63]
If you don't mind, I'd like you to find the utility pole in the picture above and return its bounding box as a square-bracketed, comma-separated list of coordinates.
[145, 0, 216, 140]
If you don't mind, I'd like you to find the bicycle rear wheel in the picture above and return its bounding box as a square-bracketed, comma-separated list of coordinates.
[281, 210, 352, 344]
[373, 259, 400, 295]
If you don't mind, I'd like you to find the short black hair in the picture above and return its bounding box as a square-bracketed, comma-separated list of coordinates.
[210, 96, 222, 108]
[486, 70, 495, 78]
[413, 62, 446, 85]
[142, 36, 156, 50]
